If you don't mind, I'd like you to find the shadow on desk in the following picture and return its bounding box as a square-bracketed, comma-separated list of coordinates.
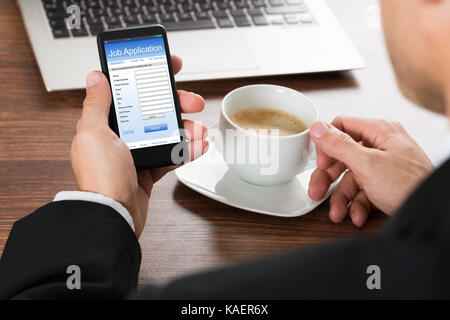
[177, 71, 358, 96]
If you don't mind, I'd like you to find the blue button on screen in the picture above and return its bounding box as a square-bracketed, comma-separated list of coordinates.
[144, 123, 168, 133]
[122, 129, 135, 135]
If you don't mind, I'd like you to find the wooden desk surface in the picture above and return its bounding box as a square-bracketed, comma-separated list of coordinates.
[0, 0, 447, 285]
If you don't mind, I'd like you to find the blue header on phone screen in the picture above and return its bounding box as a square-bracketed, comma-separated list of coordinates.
[104, 36, 165, 62]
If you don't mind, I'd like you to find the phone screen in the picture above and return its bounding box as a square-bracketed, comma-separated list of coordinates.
[104, 34, 181, 150]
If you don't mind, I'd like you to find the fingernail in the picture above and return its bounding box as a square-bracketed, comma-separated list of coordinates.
[203, 127, 208, 140]
[86, 72, 101, 88]
[310, 121, 328, 139]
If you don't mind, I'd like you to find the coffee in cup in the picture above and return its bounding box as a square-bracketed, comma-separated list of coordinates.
[229, 108, 308, 137]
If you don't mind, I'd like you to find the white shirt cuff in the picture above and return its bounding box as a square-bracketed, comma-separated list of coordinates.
[53, 191, 135, 232]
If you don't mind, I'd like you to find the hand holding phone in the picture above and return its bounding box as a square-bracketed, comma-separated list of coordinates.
[71, 36, 208, 237]
[97, 25, 193, 169]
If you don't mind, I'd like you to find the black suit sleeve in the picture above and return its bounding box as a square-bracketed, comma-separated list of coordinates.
[139, 237, 448, 299]
[133, 160, 450, 299]
[0, 201, 141, 300]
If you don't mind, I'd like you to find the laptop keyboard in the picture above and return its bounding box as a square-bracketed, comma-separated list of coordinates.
[42, 0, 315, 39]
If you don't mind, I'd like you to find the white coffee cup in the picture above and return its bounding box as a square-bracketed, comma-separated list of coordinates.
[219, 84, 319, 186]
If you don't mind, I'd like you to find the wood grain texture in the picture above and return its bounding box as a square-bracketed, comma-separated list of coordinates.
[0, 0, 446, 285]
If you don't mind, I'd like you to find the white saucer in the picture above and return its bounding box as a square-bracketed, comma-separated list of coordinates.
[175, 123, 339, 217]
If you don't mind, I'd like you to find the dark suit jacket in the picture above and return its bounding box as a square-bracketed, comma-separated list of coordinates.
[1, 160, 450, 299]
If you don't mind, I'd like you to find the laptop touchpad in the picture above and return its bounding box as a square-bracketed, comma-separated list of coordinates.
[170, 32, 258, 74]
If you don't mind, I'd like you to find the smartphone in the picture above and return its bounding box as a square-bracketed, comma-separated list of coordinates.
[97, 25, 185, 169]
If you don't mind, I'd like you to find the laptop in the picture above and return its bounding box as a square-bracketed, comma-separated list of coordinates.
[18, 0, 365, 92]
